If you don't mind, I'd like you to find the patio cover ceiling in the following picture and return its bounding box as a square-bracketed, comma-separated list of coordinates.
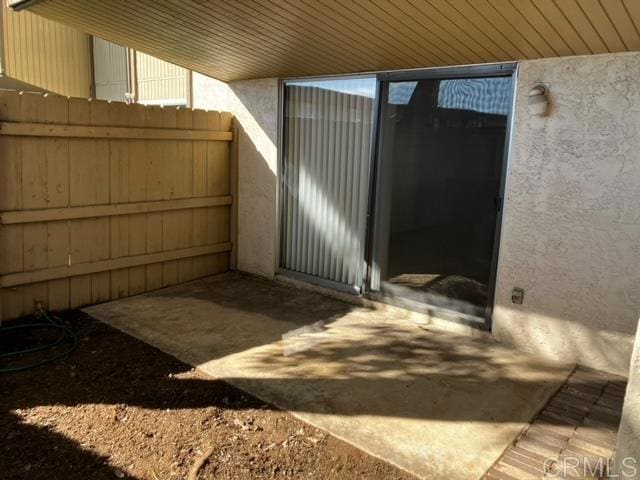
[12, 0, 640, 82]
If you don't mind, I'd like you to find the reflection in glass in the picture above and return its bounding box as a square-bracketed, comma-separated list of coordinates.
[377, 76, 512, 319]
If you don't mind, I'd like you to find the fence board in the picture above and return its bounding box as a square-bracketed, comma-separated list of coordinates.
[108, 102, 129, 300]
[127, 103, 148, 295]
[144, 105, 163, 292]
[1, 244, 232, 287]
[0, 122, 233, 141]
[177, 108, 194, 283]
[89, 99, 112, 305]
[0, 93, 24, 318]
[161, 107, 179, 287]
[20, 94, 49, 314]
[0, 196, 232, 224]
[68, 97, 93, 309]
[44, 94, 71, 312]
[0, 92, 233, 321]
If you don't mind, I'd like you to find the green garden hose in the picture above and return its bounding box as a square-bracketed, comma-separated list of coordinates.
[0, 309, 78, 373]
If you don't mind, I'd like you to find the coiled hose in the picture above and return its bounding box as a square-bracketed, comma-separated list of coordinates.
[0, 309, 78, 374]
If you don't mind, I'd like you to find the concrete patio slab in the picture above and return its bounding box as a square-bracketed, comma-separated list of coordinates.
[84, 272, 573, 480]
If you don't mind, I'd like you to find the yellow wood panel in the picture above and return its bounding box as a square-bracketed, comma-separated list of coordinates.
[0, 92, 232, 321]
[21, 0, 640, 82]
[623, 0, 640, 41]
[554, 0, 609, 54]
[531, 0, 591, 56]
[176, 108, 194, 283]
[577, 0, 626, 52]
[229, 124, 238, 270]
[191, 109, 208, 278]
[507, 0, 574, 57]
[160, 107, 179, 286]
[313, 0, 446, 66]
[364, 0, 462, 64]
[136, 51, 188, 104]
[143, 105, 164, 291]
[1, 244, 232, 287]
[109, 102, 130, 300]
[294, 0, 426, 68]
[68, 97, 93, 308]
[447, 0, 526, 60]
[220, 0, 371, 72]
[204, 111, 223, 274]
[0, 93, 24, 318]
[18, 93, 48, 316]
[0, 94, 23, 212]
[44, 94, 71, 312]
[246, 0, 377, 71]
[602, 0, 640, 51]
[371, 0, 478, 64]
[88, 99, 113, 306]
[135, 0, 345, 75]
[0, 196, 231, 224]
[0, 122, 233, 141]
[2, 3, 92, 96]
[126, 102, 147, 295]
[484, 0, 556, 57]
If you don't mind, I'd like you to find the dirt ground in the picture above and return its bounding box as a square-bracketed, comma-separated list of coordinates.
[0, 312, 416, 480]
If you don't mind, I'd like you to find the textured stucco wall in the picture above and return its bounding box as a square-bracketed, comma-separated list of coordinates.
[615, 318, 640, 478]
[227, 79, 279, 278]
[192, 74, 279, 278]
[192, 73, 230, 111]
[193, 54, 640, 374]
[494, 52, 640, 375]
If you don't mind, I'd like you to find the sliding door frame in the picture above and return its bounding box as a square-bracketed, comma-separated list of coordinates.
[276, 62, 517, 330]
[276, 74, 380, 294]
[365, 62, 518, 330]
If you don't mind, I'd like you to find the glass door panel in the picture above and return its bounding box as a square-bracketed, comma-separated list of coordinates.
[280, 77, 377, 292]
[371, 75, 513, 322]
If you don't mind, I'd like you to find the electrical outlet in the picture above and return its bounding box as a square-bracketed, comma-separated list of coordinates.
[511, 287, 524, 305]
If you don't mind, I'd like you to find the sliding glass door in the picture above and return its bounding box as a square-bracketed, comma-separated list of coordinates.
[370, 72, 514, 324]
[279, 77, 377, 292]
[278, 66, 515, 326]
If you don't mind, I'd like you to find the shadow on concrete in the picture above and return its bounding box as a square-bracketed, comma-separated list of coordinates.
[98, 272, 357, 363]
[78, 272, 582, 423]
[0, 295, 605, 480]
[202, 320, 576, 422]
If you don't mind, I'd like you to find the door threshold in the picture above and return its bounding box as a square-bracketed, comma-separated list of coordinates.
[365, 291, 490, 331]
[275, 271, 491, 334]
[276, 269, 361, 295]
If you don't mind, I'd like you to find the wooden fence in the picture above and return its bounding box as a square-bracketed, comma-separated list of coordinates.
[0, 91, 235, 321]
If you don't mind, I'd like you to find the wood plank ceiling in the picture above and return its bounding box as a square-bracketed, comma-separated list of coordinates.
[14, 0, 640, 82]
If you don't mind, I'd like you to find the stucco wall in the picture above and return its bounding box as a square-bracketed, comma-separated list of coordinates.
[228, 79, 279, 278]
[494, 52, 640, 375]
[192, 73, 230, 111]
[193, 74, 279, 278]
[193, 53, 640, 375]
[615, 318, 640, 478]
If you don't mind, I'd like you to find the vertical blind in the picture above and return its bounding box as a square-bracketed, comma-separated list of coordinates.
[280, 78, 376, 288]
